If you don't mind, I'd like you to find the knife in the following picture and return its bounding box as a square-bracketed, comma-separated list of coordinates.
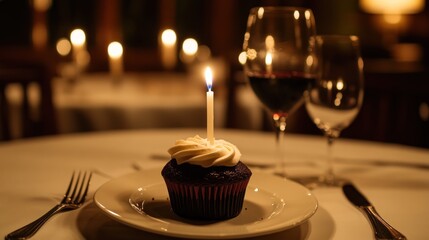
[342, 183, 407, 240]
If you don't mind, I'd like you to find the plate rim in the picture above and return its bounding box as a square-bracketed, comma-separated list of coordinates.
[94, 169, 318, 239]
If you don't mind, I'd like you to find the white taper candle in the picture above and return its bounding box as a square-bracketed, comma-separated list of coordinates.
[205, 67, 214, 145]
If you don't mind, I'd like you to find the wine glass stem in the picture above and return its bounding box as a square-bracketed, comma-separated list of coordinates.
[274, 116, 287, 177]
[324, 134, 335, 184]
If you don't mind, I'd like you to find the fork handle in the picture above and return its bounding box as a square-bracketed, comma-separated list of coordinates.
[361, 206, 407, 240]
[5, 204, 65, 240]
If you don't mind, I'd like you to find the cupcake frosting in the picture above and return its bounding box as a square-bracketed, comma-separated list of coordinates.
[168, 135, 241, 168]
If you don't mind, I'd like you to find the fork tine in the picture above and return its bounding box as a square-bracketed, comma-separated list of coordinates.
[61, 171, 75, 204]
[68, 171, 82, 203]
[73, 172, 87, 204]
[77, 172, 92, 204]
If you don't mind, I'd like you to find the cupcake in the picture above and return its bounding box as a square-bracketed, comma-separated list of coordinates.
[161, 135, 252, 220]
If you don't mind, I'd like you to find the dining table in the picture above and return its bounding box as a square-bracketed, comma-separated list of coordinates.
[1, 128, 428, 240]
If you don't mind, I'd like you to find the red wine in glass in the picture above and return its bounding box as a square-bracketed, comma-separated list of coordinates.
[247, 72, 315, 117]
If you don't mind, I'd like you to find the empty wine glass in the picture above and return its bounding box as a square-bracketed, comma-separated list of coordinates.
[305, 35, 364, 186]
[242, 7, 316, 177]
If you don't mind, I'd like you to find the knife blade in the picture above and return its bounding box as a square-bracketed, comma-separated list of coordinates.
[342, 183, 407, 240]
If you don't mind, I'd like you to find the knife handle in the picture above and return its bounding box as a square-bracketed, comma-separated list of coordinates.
[361, 206, 407, 240]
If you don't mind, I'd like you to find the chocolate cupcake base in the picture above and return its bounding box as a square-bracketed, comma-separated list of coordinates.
[161, 159, 252, 220]
[164, 179, 249, 220]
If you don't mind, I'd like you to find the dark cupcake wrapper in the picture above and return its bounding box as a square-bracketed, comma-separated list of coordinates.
[163, 178, 250, 220]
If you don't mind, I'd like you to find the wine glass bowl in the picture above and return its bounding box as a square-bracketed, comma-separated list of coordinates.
[242, 7, 317, 176]
[305, 35, 364, 185]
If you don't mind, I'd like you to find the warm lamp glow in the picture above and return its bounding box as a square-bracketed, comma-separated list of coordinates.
[56, 38, 71, 56]
[360, 0, 425, 14]
[108, 42, 123, 59]
[70, 29, 86, 47]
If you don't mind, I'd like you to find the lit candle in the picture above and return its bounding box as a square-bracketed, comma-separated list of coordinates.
[205, 67, 214, 145]
[160, 29, 177, 70]
[107, 41, 123, 80]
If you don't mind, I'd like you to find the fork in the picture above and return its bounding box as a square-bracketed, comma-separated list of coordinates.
[5, 171, 92, 240]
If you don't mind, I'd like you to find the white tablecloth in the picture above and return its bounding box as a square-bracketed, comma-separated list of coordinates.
[1, 129, 428, 239]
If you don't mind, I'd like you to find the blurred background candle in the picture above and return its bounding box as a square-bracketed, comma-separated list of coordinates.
[160, 29, 177, 70]
[70, 29, 86, 58]
[180, 38, 198, 64]
[56, 38, 71, 57]
[205, 66, 214, 145]
[70, 29, 89, 73]
[107, 41, 123, 81]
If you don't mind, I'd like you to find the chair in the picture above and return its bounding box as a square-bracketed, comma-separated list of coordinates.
[0, 51, 57, 141]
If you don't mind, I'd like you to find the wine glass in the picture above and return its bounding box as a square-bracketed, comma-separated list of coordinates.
[304, 35, 364, 186]
[242, 7, 317, 177]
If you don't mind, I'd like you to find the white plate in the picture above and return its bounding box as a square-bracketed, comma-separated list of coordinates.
[94, 169, 318, 239]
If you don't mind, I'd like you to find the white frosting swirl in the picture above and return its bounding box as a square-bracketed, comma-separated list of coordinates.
[168, 135, 241, 168]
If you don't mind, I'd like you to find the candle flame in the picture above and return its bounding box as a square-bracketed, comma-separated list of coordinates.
[161, 29, 177, 46]
[70, 29, 86, 46]
[204, 67, 213, 91]
[182, 38, 198, 55]
[108, 41, 123, 59]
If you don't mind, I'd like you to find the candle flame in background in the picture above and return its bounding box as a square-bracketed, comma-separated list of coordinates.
[265, 35, 275, 49]
[264, 35, 274, 74]
[336, 79, 344, 90]
[205, 67, 213, 91]
[305, 10, 312, 20]
[182, 38, 198, 55]
[265, 52, 273, 65]
[70, 29, 86, 47]
[56, 38, 71, 56]
[161, 29, 177, 46]
[257, 7, 264, 19]
[238, 51, 247, 65]
[108, 41, 123, 59]
[180, 38, 198, 64]
[294, 10, 300, 20]
[246, 48, 257, 61]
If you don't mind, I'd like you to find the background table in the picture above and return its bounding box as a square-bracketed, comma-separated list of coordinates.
[54, 72, 228, 133]
[1, 129, 428, 239]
